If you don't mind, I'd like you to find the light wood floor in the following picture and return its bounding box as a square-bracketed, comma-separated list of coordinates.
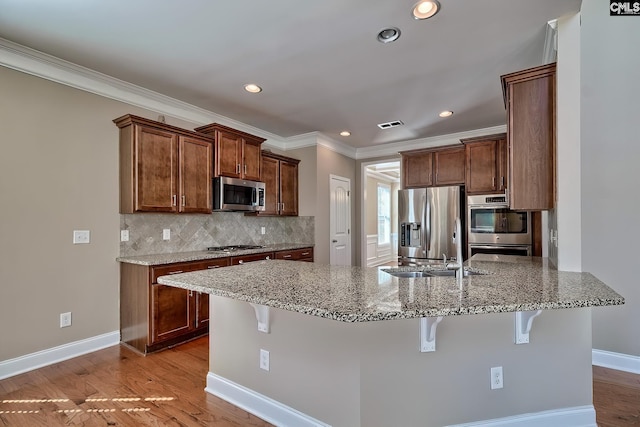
[1, 337, 639, 426]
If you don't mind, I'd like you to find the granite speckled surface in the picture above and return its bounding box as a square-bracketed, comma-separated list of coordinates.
[156, 254, 624, 322]
[116, 243, 313, 266]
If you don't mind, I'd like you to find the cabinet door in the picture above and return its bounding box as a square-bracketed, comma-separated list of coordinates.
[496, 137, 508, 192]
[215, 129, 242, 178]
[503, 63, 555, 210]
[179, 136, 212, 213]
[151, 284, 193, 344]
[242, 140, 262, 181]
[135, 125, 178, 212]
[195, 293, 209, 330]
[260, 155, 280, 215]
[466, 140, 499, 194]
[279, 160, 298, 216]
[434, 147, 465, 186]
[402, 152, 433, 188]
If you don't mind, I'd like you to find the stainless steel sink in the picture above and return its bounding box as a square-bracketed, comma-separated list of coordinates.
[385, 271, 429, 278]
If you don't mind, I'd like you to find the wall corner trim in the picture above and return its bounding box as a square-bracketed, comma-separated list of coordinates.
[0, 331, 120, 380]
[206, 372, 331, 427]
[592, 348, 640, 374]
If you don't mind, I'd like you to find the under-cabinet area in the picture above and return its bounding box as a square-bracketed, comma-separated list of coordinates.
[119, 245, 314, 354]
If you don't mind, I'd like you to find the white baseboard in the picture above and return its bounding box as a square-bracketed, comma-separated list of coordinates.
[592, 348, 640, 374]
[207, 372, 595, 427]
[0, 331, 120, 380]
[448, 405, 596, 427]
[206, 372, 330, 427]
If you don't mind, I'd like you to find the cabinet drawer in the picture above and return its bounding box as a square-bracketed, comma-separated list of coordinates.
[231, 252, 274, 265]
[151, 257, 230, 283]
[275, 248, 314, 262]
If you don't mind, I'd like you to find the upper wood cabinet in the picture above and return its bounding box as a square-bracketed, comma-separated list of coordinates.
[401, 146, 465, 188]
[195, 123, 265, 181]
[501, 63, 556, 210]
[462, 133, 508, 195]
[259, 151, 300, 216]
[114, 114, 213, 214]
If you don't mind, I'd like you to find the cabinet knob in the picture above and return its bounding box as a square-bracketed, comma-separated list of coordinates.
[181, 195, 186, 207]
[172, 195, 177, 206]
[244, 164, 247, 174]
[238, 260, 244, 264]
[236, 164, 241, 174]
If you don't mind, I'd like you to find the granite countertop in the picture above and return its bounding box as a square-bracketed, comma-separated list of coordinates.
[116, 243, 314, 266]
[156, 254, 624, 322]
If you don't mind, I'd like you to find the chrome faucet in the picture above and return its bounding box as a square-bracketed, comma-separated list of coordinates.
[446, 217, 464, 280]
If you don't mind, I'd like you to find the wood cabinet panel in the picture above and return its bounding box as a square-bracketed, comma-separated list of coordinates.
[502, 63, 556, 210]
[179, 136, 212, 213]
[152, 284, 192, 343]
[434, 147, 465, 186]
[195, 123, 266, 181]
[462, 133, 508, 195]
[402, 151, 433, 188]
[243, 140, 263, 181]
[274, 247, 314, 262]
[115, 115, 213, 214]
[257, 151, 300, 216]
[230, 252, 274, 265]
[401, 146, 465, 189]
[261, 155, 280, 215]
[134, 125, 178, 212]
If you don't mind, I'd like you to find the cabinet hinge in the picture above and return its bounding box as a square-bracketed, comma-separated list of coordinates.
[347, 190, 350, 197]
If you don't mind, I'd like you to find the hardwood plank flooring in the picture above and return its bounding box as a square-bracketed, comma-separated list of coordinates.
[593, 365, 640, 426]
[0, 337, 272, 427]
[2, 338, 639, 426]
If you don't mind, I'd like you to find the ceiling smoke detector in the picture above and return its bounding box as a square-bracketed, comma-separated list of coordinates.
[377, 120, 404, 129]
[377, 27, 401, 44]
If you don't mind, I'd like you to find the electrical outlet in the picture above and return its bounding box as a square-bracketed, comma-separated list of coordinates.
[120, 230, 129, 242]
[60, 312, 72, 328]
[73, 230, 90, 244]
[162, 229, 171, 240]
[260, 226, 266, 235]
[490, 366, 503, 390]
[260, 349, 270, 371]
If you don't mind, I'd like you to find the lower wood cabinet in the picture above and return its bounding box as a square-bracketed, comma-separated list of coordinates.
[120, 257, 229, 354]
[274, 247, 314, 262]
[120, 247, 314, 354]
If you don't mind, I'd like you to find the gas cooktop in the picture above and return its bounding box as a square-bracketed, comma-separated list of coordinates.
[206, 245, 265, 252]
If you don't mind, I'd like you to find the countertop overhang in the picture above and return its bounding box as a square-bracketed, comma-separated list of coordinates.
[156, 254, 624, 322]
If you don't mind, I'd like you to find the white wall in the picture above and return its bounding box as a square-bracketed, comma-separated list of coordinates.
[581, 0, 640, 356]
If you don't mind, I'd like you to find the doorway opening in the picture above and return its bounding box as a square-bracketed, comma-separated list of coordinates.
[361, 161, 400, 267]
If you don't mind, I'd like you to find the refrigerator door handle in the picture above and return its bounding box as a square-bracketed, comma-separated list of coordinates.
[424, 193, 431, 251]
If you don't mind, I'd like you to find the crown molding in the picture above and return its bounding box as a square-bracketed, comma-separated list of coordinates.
[543, 19, 558, 65]
[1, 37, 506, 161]
[0, 37, 287, 146]
[354, 125, 507, 160]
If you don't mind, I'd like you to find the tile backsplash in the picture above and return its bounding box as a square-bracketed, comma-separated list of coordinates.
[120, 213, 315, 256]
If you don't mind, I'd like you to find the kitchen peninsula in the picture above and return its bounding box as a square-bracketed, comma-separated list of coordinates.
[158, 255, 623, 427]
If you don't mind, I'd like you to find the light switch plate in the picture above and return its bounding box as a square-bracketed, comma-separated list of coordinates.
[162, 229, 170, 240]
[73, 230, 90, 244]
[120, 230, 129, 242]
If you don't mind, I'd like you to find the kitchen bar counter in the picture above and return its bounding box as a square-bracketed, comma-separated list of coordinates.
[157, 254, 623, 322]
[157, 254, 624, 426]
[116, 243, 313, 266]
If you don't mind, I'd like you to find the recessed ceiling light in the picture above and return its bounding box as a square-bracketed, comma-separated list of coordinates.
[439, 110, 453, 118]
[244, 83, 262, 93]
[340, 131, 351, 137]
[412, 0, 441, 20]
[377, 27, 401, 44]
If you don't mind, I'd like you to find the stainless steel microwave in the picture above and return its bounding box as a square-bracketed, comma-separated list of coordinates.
[213, 176, 265, 212]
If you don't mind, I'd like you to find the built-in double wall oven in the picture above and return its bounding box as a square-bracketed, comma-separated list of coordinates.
[467, 194, 532, 258]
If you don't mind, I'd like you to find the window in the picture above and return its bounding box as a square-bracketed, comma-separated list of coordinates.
[377, 183, 391, 245]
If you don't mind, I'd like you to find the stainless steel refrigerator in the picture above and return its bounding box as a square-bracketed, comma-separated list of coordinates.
[398, 186, 464, 265]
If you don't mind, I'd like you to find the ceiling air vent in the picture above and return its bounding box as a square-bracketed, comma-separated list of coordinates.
[377, 120, 404, 130]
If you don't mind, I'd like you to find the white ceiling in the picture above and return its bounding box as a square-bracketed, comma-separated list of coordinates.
[0, 0, 580, 149]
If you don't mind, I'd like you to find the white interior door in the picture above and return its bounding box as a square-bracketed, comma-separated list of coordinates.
[330, 174, 351, 266]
